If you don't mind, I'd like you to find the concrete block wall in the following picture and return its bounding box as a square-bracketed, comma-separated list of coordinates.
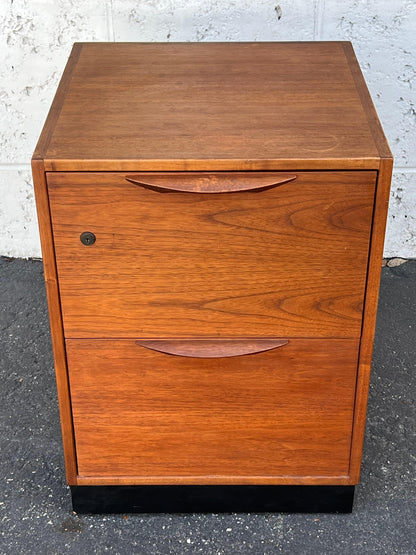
[1, 0, 415, 258]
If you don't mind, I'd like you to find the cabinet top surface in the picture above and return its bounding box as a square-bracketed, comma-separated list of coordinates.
[34, 42, 391, 171]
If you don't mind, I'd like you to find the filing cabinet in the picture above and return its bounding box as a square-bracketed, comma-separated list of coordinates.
[32, 42, 392, 512]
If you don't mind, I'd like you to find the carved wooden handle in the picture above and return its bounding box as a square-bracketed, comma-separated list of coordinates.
[135, 339, 289, 358]
[125, 173, 297, 193]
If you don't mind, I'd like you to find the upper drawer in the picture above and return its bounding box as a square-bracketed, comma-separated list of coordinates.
[47, 171, 376, 339]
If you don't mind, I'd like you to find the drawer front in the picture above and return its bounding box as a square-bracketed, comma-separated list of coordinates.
[48, 171, 376, 338]
[66, 338, 359, 481]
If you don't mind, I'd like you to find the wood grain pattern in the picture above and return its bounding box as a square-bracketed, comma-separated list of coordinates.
[31, 160, 78, 484]
[349, 157, 393, 482]
[66, 338, 359, 481]
[47, 170, 376, 339]
[125, 172, 297, 193]
[135, 339, 289, 358]
[34, 42, 389, 171]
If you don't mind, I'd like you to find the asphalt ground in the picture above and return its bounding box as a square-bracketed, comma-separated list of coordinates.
[0, 257, 415, 554]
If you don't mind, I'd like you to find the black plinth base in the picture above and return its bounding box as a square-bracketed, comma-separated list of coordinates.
[71, 485, 355, 514]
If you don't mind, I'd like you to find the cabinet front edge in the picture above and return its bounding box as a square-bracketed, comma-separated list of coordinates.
[42, 158, 383, 172]
[31, 159, 78, 484]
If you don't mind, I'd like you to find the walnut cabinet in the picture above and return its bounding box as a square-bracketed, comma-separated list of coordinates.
[32, 42, 392, 513]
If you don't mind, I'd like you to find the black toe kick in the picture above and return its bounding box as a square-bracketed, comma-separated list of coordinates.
[70, 485, 355, 514]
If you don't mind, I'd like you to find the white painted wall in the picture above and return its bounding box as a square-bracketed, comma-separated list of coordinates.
[1, 0, 415, 258]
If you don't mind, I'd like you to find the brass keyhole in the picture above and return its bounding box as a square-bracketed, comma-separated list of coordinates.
[80, 232, 96, 246]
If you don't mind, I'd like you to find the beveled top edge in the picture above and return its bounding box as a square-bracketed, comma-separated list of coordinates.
[43, 158, 382, 172]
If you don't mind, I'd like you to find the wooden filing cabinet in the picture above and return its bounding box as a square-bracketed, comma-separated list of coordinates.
[32, 42, 392, 513]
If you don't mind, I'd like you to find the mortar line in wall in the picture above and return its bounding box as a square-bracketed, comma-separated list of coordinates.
[106, 0, 115, 42]
[0, 164, 31, 171]
[314, 0, 325, 41]
[394, 167, 416, 174]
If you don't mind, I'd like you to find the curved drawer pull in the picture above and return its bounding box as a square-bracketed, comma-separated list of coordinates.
[135, 339, 289, 358]
[125, 173, 297, 194]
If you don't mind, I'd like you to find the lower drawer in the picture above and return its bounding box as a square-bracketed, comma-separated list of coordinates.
[66, 338, 359, 483]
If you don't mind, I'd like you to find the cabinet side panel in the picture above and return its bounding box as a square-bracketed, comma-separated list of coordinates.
[31, 159, 78, 484]
[349, 158, 393, 482]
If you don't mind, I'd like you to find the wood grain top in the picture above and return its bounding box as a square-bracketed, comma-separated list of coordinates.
[34, 42, 391, 171]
